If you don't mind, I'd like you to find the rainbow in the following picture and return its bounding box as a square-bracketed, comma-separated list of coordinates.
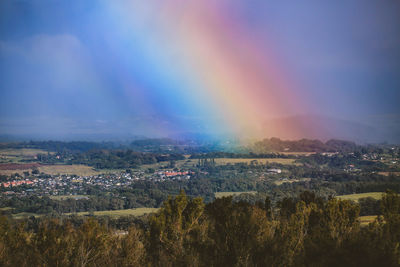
[97, 1, 310, 139]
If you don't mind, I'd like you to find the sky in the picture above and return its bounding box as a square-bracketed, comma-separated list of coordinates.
[0, 0, 399, 142]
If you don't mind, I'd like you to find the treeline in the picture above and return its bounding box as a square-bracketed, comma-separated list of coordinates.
[0, 141, 115, 152]
[252, 137, 396, 153]
[37, 150, 185, 169]
[190, 151, 293, 159]
[1, 191, 400, 266]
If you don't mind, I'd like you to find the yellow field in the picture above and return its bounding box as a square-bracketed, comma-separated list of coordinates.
[0, 164, 102, 176]
[38, 164, 100, 176]
[66, 208, 159, 217]
[359, 215, 378, 226]
[337, 192, 383, 202]
[378, 172, 400, 176]
[215, 191, 257, 198]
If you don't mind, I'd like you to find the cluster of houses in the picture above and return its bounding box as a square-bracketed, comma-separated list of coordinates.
[1, 179, 34, 188]
[1, 169, 196, 196]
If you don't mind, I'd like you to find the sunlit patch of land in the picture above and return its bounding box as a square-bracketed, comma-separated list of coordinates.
[38, 164, 100, 176]
[359, 215, 378, 226]
[337, 192, 383, 202]
[214, 191, 257, 198]
[378, 172, 400, 176]
[65, 208, 158, 217]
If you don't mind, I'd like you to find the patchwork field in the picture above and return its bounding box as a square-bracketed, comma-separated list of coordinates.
[337, 192, 383, 202]
[215, 191, 257, 198]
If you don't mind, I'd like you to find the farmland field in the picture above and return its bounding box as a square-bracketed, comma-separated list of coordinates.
[10, 208, 159, 219]
[66, 208, 158, 217]
[38, 164, 100, 176]
[215, 191, 257, 198]
[359, 215, 378, 226]
[337, 192, 383, 201]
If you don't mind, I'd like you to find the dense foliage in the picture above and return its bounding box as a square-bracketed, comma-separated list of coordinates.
[1, 191, 400, 266]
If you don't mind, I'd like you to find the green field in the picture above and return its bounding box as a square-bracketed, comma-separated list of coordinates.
[215, 191, 257, 198]
[337, 192, 383, 202]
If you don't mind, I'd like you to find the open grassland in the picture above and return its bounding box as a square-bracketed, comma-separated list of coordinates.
[359, 215, 378, 226]
[337, 192, 383, 202]
[215, 191, 257, 198]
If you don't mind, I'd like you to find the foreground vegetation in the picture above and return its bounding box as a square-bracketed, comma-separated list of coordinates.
[1, 190, 400, 266]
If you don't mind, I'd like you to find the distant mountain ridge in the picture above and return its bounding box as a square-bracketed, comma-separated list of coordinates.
[262, 115, 400, 144]
[252, 137, 359, 153]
